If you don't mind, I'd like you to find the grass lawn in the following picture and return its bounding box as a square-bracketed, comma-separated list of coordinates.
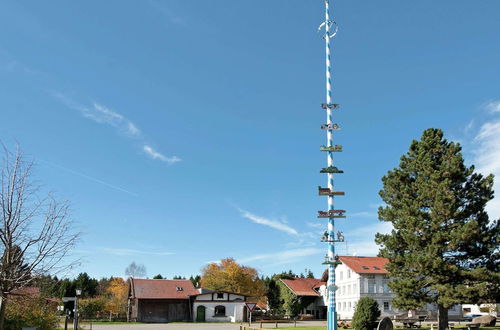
[275, 327, 325, 330]
[274, 327, 500, 330]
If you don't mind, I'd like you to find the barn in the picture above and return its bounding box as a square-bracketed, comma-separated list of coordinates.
[128, 278, 198, 323]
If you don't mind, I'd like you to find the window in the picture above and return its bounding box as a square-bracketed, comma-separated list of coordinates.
[215, 305, 226, 316]
[348, 302, 351, 310]
[176, 287, 183, 291]
[217, 292, 224, 299]
[353, 284, 357, 294]
[383, 302, 390, 311]
[368, 279, 376, 293]
[382, 280, 390, 293]
[339, 271, 343, 281]
[347, 284, 351, 295]
[347, 270, 351, 278]
[343, 302, 346, 311]
[338, 303, 341, 311]
[463, 308, 471, 313]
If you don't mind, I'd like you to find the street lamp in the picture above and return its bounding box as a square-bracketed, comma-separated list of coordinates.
[74, 289, 82, 330]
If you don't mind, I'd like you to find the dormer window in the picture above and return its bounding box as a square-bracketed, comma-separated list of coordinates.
[374, 266, 380, 270]
[176, 287, 183, 291]
[362, 266, 369, 270]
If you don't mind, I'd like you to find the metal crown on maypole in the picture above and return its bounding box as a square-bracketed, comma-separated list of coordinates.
[317, 1, 345, 330]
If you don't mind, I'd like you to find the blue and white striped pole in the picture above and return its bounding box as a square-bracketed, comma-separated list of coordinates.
[324, 1, 337, 330]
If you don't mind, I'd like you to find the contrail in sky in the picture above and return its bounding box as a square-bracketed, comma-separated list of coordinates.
[40, 159, 139, 197]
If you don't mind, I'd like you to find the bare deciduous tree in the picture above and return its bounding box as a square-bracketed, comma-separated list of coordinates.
[0, 146, 80, 327]
[125, 262, 146, 278]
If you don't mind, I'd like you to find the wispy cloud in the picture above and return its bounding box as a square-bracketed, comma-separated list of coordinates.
[0, 50, 37, 75]
[148, 0, 186, 26]
[484, 100, 500, 114]
[471, 102, 500, 219]
[307, 222, 324, 230]
[350, 211, 377, 218]
[52, 92, 180, 164]
[238, 208, 299, 236]
[53, 92, 141, 137]
[336, 222, 392, 257]
[346, 222, 393, 240]
[350, 203, 383, 219]
[101, 247, 175, 257]
[238, 248, 323, 265]
[143, 145, 181, 164]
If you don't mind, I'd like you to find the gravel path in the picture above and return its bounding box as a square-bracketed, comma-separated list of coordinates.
[76, 320, 327, 330]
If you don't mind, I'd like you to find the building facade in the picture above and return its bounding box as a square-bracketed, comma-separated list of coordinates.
[279, 277, 327, 319]
[333, 256, 462, 320]
[192, 290, 248, 322]
[128, 279, 198, 323]
[334, 256, 396, 320]
[128, 279, 250, 323]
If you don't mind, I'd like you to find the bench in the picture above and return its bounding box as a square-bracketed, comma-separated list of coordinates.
[430, 322, 456, 330]
[258, 319, 296, 328]
[467, 324, 480, 330]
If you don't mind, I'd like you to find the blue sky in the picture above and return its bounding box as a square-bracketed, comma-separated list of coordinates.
[1, 0, 499, 280]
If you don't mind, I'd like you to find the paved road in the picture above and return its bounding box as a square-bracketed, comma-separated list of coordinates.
[78, 320, 327, 330]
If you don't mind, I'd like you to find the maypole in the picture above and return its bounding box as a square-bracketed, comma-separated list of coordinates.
[317, 1, 344, 330]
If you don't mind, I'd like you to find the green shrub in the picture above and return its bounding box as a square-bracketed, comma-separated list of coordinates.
[352, 297, 381, 330]
[79, 298, 107, 319]
[5, 297, 59, 330]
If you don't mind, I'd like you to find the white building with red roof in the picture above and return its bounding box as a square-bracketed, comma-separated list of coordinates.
[334, 256, 462, 320]
[191, 289, 249, 322]
[277, 257, 397, 320]
[128, 279, 251, 323]
[334, 256, 396, 319]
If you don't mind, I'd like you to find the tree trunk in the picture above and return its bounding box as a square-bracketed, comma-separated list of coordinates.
[438, 304, 449, 330]
[0, 294, 7, 329]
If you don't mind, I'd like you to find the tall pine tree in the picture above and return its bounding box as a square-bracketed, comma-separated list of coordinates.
[375, 129, 499, 330]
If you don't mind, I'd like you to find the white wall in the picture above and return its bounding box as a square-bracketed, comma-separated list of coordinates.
[193, 302, 245, 322]
[193, 292, 246, 322]
[462, 304, 498, 317]
[334, 264, 397, 320]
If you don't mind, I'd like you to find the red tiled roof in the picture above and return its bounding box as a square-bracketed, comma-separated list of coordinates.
[191, 289, 250, 297]
[130, 279, 198, 299]
[339, 256, 389, 274]
[10, 287, 40, 297]
[280, 278, 325, 297]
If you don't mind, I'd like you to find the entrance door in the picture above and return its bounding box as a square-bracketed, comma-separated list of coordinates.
[196, 305, 206, 322]
[243, 306, 248, 322]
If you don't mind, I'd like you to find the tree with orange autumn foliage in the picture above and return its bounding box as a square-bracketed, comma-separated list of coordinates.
[201, 258, 266, 301]
[104, 277, 128, 315]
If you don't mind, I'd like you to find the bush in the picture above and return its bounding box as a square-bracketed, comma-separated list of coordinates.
[5, 297, 59, 330]
[79, 298, 107, 319]
[352, 297, 381, 330]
